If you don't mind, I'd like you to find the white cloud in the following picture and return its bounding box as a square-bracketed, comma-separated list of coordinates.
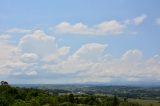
[53, 15, 147, 36]
[43, 46, 70, 62]
[20, 53, 39, 63]
[156, 18, 160, 25]
[0, 42, 35, 76]
[0, 43, 15, 60]
[12, 68, 38, 76]
[25, 71, 37, 76]
[133, 14, 147, 25]
[55, 22, 93, 35]
[122, 49, 143, 61]
[0, 43, 17, 75]
[44, 44, 160, 83]
[72, 43, 107, 60]
[6, 28, 31, 33]
[18, 30, 57, 57]
[96, 20, 125, 34]
[54, 20, 125, 35]
[0, 34, 12, 43]
[0, 30, 70, 77]
[43, 43, 107, 73]
[0, 29, 159, 84]
[18, 30, 70, 62]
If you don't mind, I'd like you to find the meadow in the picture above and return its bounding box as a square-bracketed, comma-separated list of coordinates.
[128, 99, 160, 106]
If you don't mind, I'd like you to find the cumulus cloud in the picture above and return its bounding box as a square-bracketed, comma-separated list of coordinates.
[0, 29, 159, 84]
[20, 53, 39, 63]
[43, 43, 107, 73]
[96, 20, 125, 34]
[124, 14, 147, 26]
[132, 14, 147, 25]
[18, 30, 57, 57]
[0, 43, 15, 61]
[44, 44, 160, 83]
[43, 46, 70, 62]
[71, 43, 107, 60]
[53, 15, 147, 36]
[0, 41, 33, 76]
[0, 30, 70, 77]
[54, 20, 125, 35]
[122, 49, 143, 61]
[18, 30, 70, 62]
[0, 34, 12, 43]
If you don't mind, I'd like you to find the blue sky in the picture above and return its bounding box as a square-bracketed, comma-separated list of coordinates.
[0, 0, 160, 84]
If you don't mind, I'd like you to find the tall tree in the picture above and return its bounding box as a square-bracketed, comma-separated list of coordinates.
[112, 96, 119, 106]
[0, 81, 8, 86]
[69, 94, 74, 103]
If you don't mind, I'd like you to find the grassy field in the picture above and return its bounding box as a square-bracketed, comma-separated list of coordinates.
[128, 99, 160, 106]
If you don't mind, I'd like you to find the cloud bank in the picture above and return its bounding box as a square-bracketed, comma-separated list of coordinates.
[0, 29, 159, 84]
[53, 15, 147, 36]
[54, 20, 125, 35]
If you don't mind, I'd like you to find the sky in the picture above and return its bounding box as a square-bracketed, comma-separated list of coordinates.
[0, 0, 160, 85]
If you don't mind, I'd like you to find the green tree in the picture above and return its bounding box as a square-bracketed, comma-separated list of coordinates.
[30, 98, 40, 106]
[0, 81, 9, 86]
[0, 96, 9, 106]
[69, 94, 74, 103]
[112, 96, 119, 106]
[12, 100, 29, 106]
[124, 97, 128, 102]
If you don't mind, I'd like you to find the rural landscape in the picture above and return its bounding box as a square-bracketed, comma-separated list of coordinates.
[0, 0, 160, 106]
[1, 81, 160, 106]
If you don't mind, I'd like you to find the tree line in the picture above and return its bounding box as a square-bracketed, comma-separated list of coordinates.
[0, 81, 142, 106]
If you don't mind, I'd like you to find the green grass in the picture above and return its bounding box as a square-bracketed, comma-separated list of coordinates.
[128, 99, 160, 106]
